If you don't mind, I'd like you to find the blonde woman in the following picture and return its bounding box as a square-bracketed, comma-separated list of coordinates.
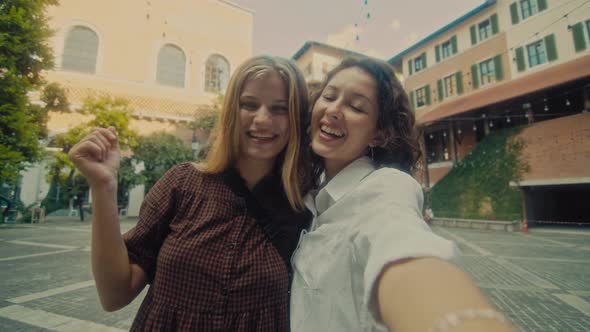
[69, 55, 311, 331]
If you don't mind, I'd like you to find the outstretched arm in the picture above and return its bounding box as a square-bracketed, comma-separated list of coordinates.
[69, 127, 147, 311]
[377, 257, 516, 332]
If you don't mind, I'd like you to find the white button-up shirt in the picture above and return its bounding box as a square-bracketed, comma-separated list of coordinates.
[290, 157, 459, 332]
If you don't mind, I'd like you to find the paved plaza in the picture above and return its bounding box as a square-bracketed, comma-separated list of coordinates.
[1, 219, 589, 331]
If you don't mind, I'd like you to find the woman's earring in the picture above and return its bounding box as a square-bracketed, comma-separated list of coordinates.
[369, 146, 375, 161]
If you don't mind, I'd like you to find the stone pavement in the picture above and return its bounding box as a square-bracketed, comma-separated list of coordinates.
[1, 219, 589, 331]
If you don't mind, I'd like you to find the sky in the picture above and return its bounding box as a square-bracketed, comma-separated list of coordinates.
[231, 0, 485, 60]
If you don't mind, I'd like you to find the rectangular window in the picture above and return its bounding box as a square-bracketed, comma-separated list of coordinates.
[527, 39, 547, 67]
[479, 58, 496, 86]
[441, 40, 453, 59]
[443, 75, 456, 98]
[478, 19, 492, 41]
[520, 0, 538, 20]
[414, 56, 424, 72]
[415, 87, 427, 108]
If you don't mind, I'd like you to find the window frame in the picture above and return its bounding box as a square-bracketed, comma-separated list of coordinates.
[204, 54, 230, 94]
[478, 58, 496, 86]
[586, 20, 590, 43]
[443, 74, 456, 98]
[156, 44, 187, 88]
[413, 56, 424, 72]
[520, 0, 538, 20]
[478, 19, 492, 41]
[415, 86, 427, 108]
[61, 25, 99, 74]
[441, 40, 453, 60]
[526, 39, 547, 68]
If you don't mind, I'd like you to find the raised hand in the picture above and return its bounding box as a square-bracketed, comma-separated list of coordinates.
[69, 127, 120, 188]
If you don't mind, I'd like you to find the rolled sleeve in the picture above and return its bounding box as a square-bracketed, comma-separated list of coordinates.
[123, 164, 186, 282]
[352, 169, 459, 322]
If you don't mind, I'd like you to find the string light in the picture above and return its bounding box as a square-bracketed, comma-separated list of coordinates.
[429, 133, 434, 139]
[489, 121, 494, 128]
[442, 132, 447, 137]
[506, 116, 511, 123]
[473, 125, 477, 131]
[566, 98, 571, 106]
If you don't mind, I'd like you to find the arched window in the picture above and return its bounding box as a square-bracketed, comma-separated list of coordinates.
[62, 26, 99, 73]
[205, 54, 230, 93]
[156, 44, 186, 88]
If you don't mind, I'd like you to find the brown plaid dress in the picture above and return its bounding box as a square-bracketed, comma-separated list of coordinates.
[123, 163, 310, 331]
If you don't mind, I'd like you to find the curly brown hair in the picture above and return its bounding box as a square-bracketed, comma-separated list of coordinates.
[309, 56, 421, 181]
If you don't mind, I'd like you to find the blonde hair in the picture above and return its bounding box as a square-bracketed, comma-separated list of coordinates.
[199, 55, 310, 210]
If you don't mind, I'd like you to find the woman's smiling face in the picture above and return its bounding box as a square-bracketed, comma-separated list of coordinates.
[310, 66, 381, 175]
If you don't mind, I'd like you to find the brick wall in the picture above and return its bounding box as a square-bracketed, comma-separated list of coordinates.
[516, 112, 590, 182]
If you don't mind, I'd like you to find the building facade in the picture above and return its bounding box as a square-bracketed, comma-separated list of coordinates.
[19, 0, 254, 215]
[42, 0, 252, 142]
[292, 41, 369, 92]
[389, 0, 590, 223]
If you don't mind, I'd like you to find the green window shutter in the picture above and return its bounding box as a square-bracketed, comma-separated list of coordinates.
[425, 85, 431, 105]
[422, 52, 427, 68]
[456, 72, 464, 95]
[493, 55, 504, 81]
[471, 64, 479, 89]
[515, 47, 525, 72]
[409, 91, 415, 108]
[538, 0, 548, 11]
[514, 47, 526, 72]
[545, 34, 558, 62]
[470, 25, 477, 45]
[451, 35, 458, 54]
[572, 22, 587, 52]
[408, 60, 413, 75]
[510, 2, 519, 24]
[491, 14, 499, 34]
[435, 45, 441, 63]
[437, 79, 444, 102]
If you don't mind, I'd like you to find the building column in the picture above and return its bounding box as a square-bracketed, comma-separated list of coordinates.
[419, 132, 430, 189]
[448, 121, 458, 164]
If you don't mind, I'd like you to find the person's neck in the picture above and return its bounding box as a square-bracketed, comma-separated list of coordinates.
[236, 158, 275, 190]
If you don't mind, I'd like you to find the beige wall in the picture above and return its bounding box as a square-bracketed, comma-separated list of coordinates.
[502, 0, 590, 79]
[407, 33, 510, 119]
[45, 0, 253, 123]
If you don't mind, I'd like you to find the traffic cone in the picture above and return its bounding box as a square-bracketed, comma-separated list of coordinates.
[522, 219, 528, 233]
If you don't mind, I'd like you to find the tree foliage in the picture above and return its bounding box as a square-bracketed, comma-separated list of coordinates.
[430, 128, 529, 221]
[0, 0, 58, 183]
[43, 95, 139, 214]
[132, 132, 193, 193]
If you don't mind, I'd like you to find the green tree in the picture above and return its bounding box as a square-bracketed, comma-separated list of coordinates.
[133, 132, 193, 193]
[0, 0, 58, 183]
[43, 95, 139, 217]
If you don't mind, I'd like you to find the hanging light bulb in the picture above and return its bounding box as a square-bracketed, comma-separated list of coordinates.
[429, 133, 434, 139]
[442, 132, 447, 137]
[566, 98, 571, 106]
[506, 116, 511, 123]
[544, 104, 549, 111]
[473, 124, 477, 131]
[489, 121, 494, 128]
[481, 114, 487, 118]
[525, 113, 529, 118]
[457, 129, 462, 135]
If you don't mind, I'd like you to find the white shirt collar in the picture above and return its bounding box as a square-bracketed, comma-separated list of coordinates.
[305, 157, 376, 216]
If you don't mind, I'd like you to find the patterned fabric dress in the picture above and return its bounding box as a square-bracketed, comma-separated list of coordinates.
[123, 163, 310, 331]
